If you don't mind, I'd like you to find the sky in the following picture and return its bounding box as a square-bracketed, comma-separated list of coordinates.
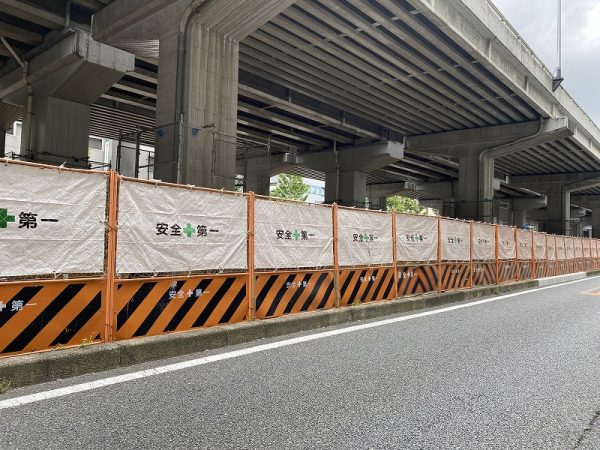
[492, 0, 600, 126]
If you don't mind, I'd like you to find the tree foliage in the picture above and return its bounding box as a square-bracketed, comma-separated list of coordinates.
[386, 195, 427, 214]
[271, 174, 309, 201]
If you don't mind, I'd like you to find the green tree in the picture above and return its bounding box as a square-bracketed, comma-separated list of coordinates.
[386, 195, 426, 214]
[271, 174, 309, 201]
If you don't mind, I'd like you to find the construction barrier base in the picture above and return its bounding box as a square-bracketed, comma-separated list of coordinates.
[518, 261, 533, 280]
[534, 261, 547, 279]
[440, 263, 471, 291]
[473, 262, 496, 286]
[498, 261, 518, 284]
[397, 264, 438, 296]
[339, 266, 395, 306]
[0, 279, 105, 356]
[255, 269, 334, 319]
[115, 274, 248, 340]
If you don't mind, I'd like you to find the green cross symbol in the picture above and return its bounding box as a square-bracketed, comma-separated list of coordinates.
[292, 230, 301, 240]
[183, 224, 195, 237]
[0, 208, 15, 229]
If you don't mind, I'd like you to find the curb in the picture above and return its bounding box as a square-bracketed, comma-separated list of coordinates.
[1, 270, 598, 390]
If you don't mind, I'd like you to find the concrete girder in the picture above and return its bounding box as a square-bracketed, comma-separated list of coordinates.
[406, 118, 571, 157]
[406, 0, 600, 165]
[93, 0, 299, 48]
[0, 30, 134, 167]
[299, 141, 404, 174]
[299, 141, 403, 207]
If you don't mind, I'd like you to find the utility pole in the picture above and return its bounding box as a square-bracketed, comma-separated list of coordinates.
[552, 0, 564, 91]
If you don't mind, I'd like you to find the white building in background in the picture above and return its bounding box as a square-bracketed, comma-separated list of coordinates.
[4, 122, 324, 201]
[4, 121, 155, 178]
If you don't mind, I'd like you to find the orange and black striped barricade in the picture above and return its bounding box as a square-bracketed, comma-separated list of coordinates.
[113, 177, 251, 337]
[336, 207, 396, 306]
[574, 237, 585, 272]
[497, 225, 518, 284]
[583, 238, 592, 272]
[546, 235, 558, 277]
[114, 274, 248, 340]
[0, 279, 107, 356]
[253, 197, 335, 318]
[0, 161, 112, 356]
[472, 222, 497, 286]
[533, 232, 547, 279]
[439, 218, 472, 291]
[396, 213, 439, 296]
[516, 229, 534, 280]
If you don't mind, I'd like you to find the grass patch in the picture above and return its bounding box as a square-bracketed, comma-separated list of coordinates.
[0, 379, 11, 395]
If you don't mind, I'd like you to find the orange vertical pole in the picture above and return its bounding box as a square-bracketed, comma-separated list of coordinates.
[247, 192, 256, 321]
[515, 226, 520, 281]
[495, 224, 500, 285]
[104, 170, 118, 343]
[391, 210, 399, 299]
[332, 203, 340, 308]
[589, 237, 593, 271]
[564, 236, 568, 274]
[469, 221, 474, 288]
[531, 231, 535, 279]
[437, 216, 442, 292]
[544, 233, 549, 278]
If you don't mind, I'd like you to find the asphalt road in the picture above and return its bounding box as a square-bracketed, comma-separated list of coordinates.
[1, 277, 600, 449]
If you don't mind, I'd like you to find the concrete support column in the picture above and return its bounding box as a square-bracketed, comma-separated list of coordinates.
[592, 210, 600, 239]
[23, 97, 90, 167]
[155, 24, 238, 189]
[0, 129, 5, 158]
[325, 171, 367, 207]
[457, 152, 495, 221]
[545, 187, 571, 235]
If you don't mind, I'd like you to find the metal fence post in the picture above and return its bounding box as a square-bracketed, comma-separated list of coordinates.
[332, 203, 340, 308]
[469, 221, 474, 288]
[104, 170, 118, 342]
[495, 224, 499, 285]
[392, 210, 399, 299]
[437, 216, 442, 292]
[247, 192, 256, 321]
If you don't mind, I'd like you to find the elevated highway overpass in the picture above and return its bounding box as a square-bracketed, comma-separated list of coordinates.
[0, 0, 599, 235]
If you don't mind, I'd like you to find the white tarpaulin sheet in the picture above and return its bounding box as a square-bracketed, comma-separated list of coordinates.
[473, 223, 496, 261]
[566, 237, 575, 259]
[0, 164, 107, 277]
[517, 230, 532, 260]
[396, 214, 438, 262]
[254, 199, 333, 269]
[534, 233, 547, 260]
[556, 237, 567, 260]
[338, 209, 392, 266]
[116, 181, 247, 274]
[547, 236, 556, 261]
[575, 238, 583, 258]
[498, 226, 516, 260]
[440, 219, 470, 261]
[593, 240, 599, 259]
[583, 239, 591, 258]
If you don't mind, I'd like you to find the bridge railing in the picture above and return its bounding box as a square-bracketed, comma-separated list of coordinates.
[1, 160, 599, 357]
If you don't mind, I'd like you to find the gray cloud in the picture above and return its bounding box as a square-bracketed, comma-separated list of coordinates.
[493, 0, 600, 125]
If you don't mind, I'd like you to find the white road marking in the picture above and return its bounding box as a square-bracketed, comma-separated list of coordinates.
[0, 276, 597, 410]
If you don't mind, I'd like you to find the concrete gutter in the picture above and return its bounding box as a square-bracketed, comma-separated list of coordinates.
[1, 270, 598, 390]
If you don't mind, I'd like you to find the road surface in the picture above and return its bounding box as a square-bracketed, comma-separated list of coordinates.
[1, 277, 600, 449]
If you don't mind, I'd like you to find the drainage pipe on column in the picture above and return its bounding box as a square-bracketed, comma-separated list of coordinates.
[174, 0, 211, 183]
[477, 117, 544, 221]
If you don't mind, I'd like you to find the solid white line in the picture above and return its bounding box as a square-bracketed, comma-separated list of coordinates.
[0, 275, 596, 410]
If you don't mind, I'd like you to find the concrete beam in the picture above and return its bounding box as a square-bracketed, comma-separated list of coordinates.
[406, 118, 571, 157]
[93, 0, 298, 49]
[512, 196, 547, 211]
[299, 141, 404, 173]
[407, 0, 600, 162]
[0, 30, 134, 105]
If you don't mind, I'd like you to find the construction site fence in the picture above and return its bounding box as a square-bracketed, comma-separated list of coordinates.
[1, 161, 599, 357]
